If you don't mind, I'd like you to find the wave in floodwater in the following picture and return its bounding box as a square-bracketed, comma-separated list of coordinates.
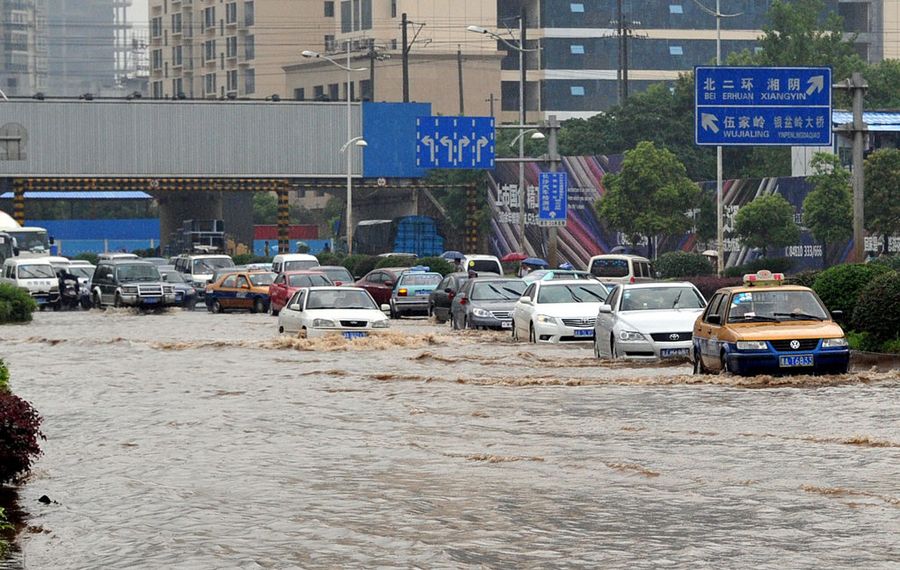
[801, 485, 900, 507]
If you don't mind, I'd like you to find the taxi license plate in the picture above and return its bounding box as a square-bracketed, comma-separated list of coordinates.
[143, 297, 159, 304]
[779, 354, 814, 367]
[342, 331, 368, 340]
[34, 296, 49, 304]
[661, 348, 690, 358]
[574, 329, 594, 338]
[501, 321, 512, 329]
[415, 290, 430, 296]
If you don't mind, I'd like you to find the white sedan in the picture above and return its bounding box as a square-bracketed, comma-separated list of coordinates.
[278, 286, 390, 338]
[593, 282, 707, 360]
[512, 280, 609, 343]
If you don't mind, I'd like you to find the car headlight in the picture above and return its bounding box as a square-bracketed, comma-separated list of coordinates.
[472, 308, 491, 318]
[736, 340, 768, 350]
[193, 281, 206, 288]
[618, 330, 645, 342]
[122, 286, 139, 294]
[536, 314, 557, 324]
[163, 286, 174, 294]
[312, 318, 336, 328]
[371, 319, 390, 329]
[822, 337, 848, 348]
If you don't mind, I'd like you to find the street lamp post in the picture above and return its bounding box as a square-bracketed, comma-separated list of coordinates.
[302, 44, 367, 254]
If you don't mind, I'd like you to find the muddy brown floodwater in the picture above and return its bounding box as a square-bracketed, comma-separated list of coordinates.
[1, 309, 898, 569]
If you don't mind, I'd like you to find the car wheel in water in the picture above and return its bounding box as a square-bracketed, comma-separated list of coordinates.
[269, 302, 279, 317]
[278, 326, 284, 334]
[529, 324, 536, 343]
[253, 298, 265, 314]
[720, 351, 730, 374]
[93, 292, 102, 309]
[610, 338, 620, 360]
[114, 293, 122, 308]
[512, 322, 518, 341]
[300, 327, 308, 339]
[213, 300, 223, 314]
[593, 336, 602, 359]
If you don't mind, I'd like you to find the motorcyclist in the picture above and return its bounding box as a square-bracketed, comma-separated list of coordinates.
[57, 268, 80, 309]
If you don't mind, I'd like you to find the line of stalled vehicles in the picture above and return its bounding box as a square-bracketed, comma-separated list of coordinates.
[1, 250, 851, 376]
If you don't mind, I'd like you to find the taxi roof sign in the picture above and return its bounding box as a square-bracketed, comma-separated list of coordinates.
[743, 270, 784, 286]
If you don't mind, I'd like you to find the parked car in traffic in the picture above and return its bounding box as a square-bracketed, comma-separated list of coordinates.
[354, 267, 408, 306]
[91, 259, 176, 309]
[311, 265, 354, 286]
[691, 270, 850, 376]
[593, 282, 706, 360]
[277, 286, 390, 338]
[461, 254, 504, 277]
[1, 257, 60, 309]
[586, 254, 654, 284]
[173, 254, 236, 293]
[428, 272, 470, 323]
[512, 279, 609, 343]
[450, 277, 526, 330]
[522, 269, 596, 284]
[267, 270, 333, 316]
[159, 267, 199, 310]
[389, 269, 443, 318]
[205, 270, 276, 313]
[272, 253, 319, 274]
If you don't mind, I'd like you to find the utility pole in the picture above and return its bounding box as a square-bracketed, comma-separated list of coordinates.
[834, 72, 868, 262]
[547, 115, 561, 268]
[367, 48, 376, 101]
[485, 93, 495, 117]
[401, 12, 409, 102]
[457, 44, 464, 115]
[518, 9, 528, 253]
[611, 2, 642, 103]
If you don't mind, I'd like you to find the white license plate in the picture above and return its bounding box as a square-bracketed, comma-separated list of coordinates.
[143, 297, 159, 304]
[574, 329, 594, 337]
[779, 354, 814, 367]
[660, 348, 690, 358]
[501, 321, 512, 329]
[342, 331, 368, 340]
[415, 290, 430, 296]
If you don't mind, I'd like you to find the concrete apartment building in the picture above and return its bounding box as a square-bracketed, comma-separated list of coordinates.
[0, 0, 47, 96]
[46, 0, 117, 96]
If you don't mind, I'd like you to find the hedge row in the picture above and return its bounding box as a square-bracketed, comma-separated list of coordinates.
[0, 359, 45, 487]
[0, 284, 37, 325]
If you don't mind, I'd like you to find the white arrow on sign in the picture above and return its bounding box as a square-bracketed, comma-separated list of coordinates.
[549, 211, 557, 219]
[439, 136, 454, 164]
[457, 136, 471, 164]
[701, 113, 720, 133]
[475, 136, 490, 163]
[806, 75, 825, 96]
[420, 135, 437, 163]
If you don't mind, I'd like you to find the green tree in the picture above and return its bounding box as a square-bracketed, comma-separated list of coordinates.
[803, 153, 852, 266]
[252, 192, 279, 224]
[734, 194, 800, 257]
[863, 149, 900, 254]
[864, 59, 900, 108]
[596, 141, 700, 258]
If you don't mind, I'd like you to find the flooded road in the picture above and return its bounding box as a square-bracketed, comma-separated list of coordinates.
[2, 309, 898, 568]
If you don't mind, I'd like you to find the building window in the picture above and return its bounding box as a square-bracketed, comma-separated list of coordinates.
[324, 1, 334, 17]
[340, 1, 351, 33]
[227, 70, 238, 92]
[328, 83, 339, 100]
[173, 45, 183, 66]
[324, 34, 335, 52]
[294, 88, 305, 100]
[226, 2, 237, 24]
[391, 0, 397, 18]
[244, 1, 255, 26]
[361, 0, 372, 30]
[172, 12, 182, 34]
[244, 35, 255, 60]
[172, 78, 183, 97]
[669, 45, 683, 55]
[360, 79, 372, 100]
[314, 85, 325, 100]
[226, 36, 238, 58]
[669, 4, 683, 14]
[203, 7, 215, 29]
[570, 85, 585, 96]
[152, 81, 164, 98]
[570, 3, 584, 13]
[204, 40, 216, 61]
[151, 49, 163, 70]
[151, 17, 163, 38]
[205, 73, 216, 94]
[244, 68, 255, 94]
[570, 44, 585, 54]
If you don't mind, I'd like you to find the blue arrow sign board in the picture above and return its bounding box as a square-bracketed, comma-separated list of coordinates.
[538, 172, 568, 226]
[695, 66, 832, 146]
[415, 116, 495, 169]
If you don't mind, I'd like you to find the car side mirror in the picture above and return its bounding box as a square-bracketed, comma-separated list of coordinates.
[598, 303, 612, 314]
[12, 247, 19, 256]
[519, 296, 531, 304]
[444, 288, 453, 293]
[706, 314, 721, 325]
[162, 274, 169, 281]
[830, 309, 844, 322]
[380, 304, 390, 313]
[384, 281, 394, 288]
[289, 303, 301, 311]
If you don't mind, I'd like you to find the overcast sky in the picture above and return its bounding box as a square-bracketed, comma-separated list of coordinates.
[132, 2, 148, 28]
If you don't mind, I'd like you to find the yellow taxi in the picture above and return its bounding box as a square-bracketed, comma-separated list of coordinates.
[205, 270, 276, 314]
[691, 270, 850, 376]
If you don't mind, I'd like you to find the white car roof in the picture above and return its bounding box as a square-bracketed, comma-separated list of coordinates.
[589, 254, 651, 262]
[616, 282, 694, 290]
[537, 279, 606, 287]
[4, 257, 53, 266]
[465, 254, 500, 260]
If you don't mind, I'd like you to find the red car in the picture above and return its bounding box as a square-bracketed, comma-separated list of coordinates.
[267, 270, 332, 315]
[354, 267, 408, 306]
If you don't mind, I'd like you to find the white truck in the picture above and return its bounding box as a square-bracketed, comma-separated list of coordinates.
[0, 209, 53, 259]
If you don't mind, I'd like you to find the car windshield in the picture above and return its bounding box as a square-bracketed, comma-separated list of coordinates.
[69, 266, 95, 280]
[284, 260, 318, 271]
[116, 264, 161, 282]
[727, 290, 828, 322]
[590, 258, 629, 277]
[306, 289, 377, 310]
[160, 271, 185, 283]
[16, 264, 55, 279]
[249, 272, 276, 287]
[620, 287, 706, 311]
[320, 267, 353, 283]
[288, 274, 331, 287]
[8, 230, 50, 252]
[400, 273, 442, 286]
[471, 280, 526, 301]
[537, 283, 608, 304]
[192, 258, 234, 274]
[468, 260, 499, 274]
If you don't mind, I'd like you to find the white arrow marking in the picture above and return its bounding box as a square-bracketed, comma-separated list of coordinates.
[439, 136, 455, 164]
[421, 135, 437, 163]
[457, 136, 471, 163]
[701, 113, 720, 133]
[549, 211, 557, 219]
[476, 136, 489, 163]
[806, 75, 824, 96]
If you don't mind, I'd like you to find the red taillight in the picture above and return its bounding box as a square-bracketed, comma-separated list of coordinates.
[448, 292, 455, 301]
[630, 276, 635, 283]
[335, 281, 343, 286]
[460, 297, 468, 305]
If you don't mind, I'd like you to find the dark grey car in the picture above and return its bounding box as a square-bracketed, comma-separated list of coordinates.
[428, 272, 470, 324]
[450, 277, 526, 330]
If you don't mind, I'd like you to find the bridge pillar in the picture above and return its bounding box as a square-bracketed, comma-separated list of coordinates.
[156, 192, 225, 251]
[277, 182, 290, 254]
[13, 179, 25, 225]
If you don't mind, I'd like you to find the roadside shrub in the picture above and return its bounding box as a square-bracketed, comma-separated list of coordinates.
[655, 251, 713, 279]
[812, 263, 891, 315]
[0, 284, 37, 324]
[0, 359, 8, 393]
[232, 254, 272, 265]
[413, 257, 456, 276]
[0, 392, 44, 486]
[375, 255, 417, 269]
[851, 271, 900, 343]
[0, 506, 12, 558]
[342, 254, 378, 278]
[315, 252, 344, 267]
[132, 247, 160, 258]
[785, 270, 820, 288]
[881, 338, 900, 354]
[868, 254, 900, 271]
[684, 276, 742, 300]
[724, 257, 794, 278]
[74, 252, 99, 265]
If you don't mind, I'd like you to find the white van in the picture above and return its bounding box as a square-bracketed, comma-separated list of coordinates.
[1, 258, 60, 308]
[461, 254, 503, 277]
[173, 254, 235, 288]
[272, 253, 319, 274]
[586, 254, 654, 284]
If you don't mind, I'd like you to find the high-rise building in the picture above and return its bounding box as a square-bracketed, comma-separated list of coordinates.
[0, 0, 47, 96]
[46, 0, 116, 95]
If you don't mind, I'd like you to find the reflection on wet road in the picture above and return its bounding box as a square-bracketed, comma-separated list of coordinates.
[2, 309, 898, 568]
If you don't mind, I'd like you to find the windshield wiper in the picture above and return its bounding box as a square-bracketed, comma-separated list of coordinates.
[672, 289, 684, 309]
[730, 315, 779, 323]
[773, 312, 825, 321]
[502, 286, 524, 298]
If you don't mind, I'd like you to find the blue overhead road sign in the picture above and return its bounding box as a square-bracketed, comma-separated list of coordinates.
[416, 116, 495, 169]
[695, 66, 832, 146]
[538, 172, 568, 226]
